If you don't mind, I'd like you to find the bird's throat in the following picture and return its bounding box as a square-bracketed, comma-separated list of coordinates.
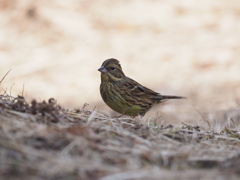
[101, 73, 123, 83]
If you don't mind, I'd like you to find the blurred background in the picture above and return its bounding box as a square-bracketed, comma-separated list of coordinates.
[1, 0, 240, 125]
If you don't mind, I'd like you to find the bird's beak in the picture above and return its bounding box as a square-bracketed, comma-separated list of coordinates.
[98, 66, 107, 72]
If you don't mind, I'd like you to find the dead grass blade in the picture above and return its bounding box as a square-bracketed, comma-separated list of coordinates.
[0, 69, 11, 84]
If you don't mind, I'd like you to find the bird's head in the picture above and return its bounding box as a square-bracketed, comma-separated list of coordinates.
[98, 58, 125, 82]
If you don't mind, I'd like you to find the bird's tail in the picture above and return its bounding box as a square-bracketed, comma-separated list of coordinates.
[161, 95, 186, 100]
[151, 95, 186, 102]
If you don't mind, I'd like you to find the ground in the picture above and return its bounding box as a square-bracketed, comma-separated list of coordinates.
[0, 94, 239, 180]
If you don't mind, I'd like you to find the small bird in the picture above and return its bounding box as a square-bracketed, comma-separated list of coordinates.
[98, 58, 185, 117]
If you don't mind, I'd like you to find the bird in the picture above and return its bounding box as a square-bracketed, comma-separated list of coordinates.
[98, 58, 186, 117]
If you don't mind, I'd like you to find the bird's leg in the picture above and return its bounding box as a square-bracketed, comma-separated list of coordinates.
[116, 114, 123, 118]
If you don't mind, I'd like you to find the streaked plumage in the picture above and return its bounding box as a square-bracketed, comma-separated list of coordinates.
[98, 58, 185, 116]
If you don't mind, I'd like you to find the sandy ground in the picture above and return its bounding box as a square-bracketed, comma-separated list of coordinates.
[1, 0, 240, 125]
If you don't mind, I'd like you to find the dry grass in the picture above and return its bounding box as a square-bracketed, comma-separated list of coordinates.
[0, 92, 240, 180]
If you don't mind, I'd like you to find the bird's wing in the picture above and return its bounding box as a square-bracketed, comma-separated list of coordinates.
[125, 78, 159, 98]
[121, 77, 185, 101]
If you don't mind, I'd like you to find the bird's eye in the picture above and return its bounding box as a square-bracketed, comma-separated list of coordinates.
[110, 66, 115, 71]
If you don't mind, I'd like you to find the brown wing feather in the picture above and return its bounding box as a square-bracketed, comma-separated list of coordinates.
[124, 77, 185, 100]
[123, 77, 159, 98]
